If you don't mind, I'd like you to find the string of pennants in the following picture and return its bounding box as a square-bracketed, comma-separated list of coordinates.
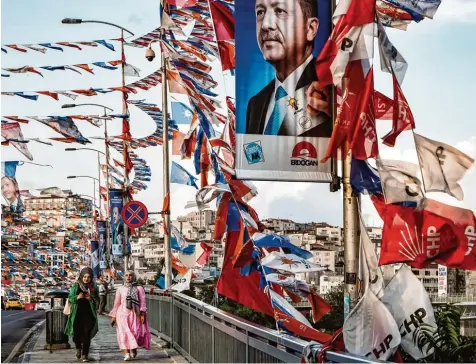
[2, 60, 141, 78]
[1, 68, 162, 101]
[1, 39, 121, 54]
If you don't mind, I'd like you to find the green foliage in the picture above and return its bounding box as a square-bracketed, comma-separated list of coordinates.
[409, 304, 476, 363]
[312, 283, 344, 333]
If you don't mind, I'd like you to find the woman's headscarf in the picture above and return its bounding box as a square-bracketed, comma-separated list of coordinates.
[77, 267, 98, 306]
[124, 270, 140, 315]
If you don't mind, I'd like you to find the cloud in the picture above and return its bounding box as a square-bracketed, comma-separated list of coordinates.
[128, 13, 144, 25]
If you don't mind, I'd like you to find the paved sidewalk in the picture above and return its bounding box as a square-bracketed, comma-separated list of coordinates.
[23, 315, 186, 363]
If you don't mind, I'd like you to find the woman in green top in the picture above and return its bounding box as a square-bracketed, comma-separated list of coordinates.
[65, 267, 99, 362]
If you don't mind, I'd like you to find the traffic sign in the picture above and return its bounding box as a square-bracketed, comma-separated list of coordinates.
[122, 201, 149, 228]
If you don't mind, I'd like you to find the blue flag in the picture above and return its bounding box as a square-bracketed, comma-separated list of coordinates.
[94, 40, 115, 51]
[171, 161, 198, 189]
[253, 233, 313, 260]
[1, 161, 19, 177]
[171, 102, 194, 124]
[350, 158, 382, 195]
[39, 43, 63, 51]
[92, 62, 117, 70]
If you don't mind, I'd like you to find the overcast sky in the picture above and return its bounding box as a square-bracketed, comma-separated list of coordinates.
[2, 0, 475, 228]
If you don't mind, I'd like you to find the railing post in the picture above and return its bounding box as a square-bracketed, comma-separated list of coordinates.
[171, 293, 175, 345]
[246, 330, 249, 363]
[212, 316, 215, 363]
[188, 301, 192, 362]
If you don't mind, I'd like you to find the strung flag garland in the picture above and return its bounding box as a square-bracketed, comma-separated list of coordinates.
[1, 60, 142, 78]
[1, 38, 121, 54]
[1, 68, 160, 101]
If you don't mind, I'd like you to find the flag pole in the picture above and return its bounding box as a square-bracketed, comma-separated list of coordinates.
[161, 2, 173, 289]
[120, 28, 130, 273]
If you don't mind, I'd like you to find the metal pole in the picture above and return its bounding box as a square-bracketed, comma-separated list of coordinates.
[161, 24, 173, 287]
[120, 29, 130, 272]
[97, 151, 102, 219]
[342, 144, 360, 316]
[104, 111, 111, 269]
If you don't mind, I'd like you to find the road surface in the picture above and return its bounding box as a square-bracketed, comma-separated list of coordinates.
[1, 310, 45, 362]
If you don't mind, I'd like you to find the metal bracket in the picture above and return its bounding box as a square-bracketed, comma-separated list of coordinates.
[330, 174, 341, 192]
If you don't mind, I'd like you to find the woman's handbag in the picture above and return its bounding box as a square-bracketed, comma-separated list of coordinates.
[63, 299, 71, 315]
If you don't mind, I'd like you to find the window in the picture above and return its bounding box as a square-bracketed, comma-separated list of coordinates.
[412, 270, 419, 276]
[425, 271, 431, 276]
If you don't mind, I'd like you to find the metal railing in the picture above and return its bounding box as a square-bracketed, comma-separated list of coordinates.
[428, 294, 476, 304]
[134, 291, 382, 363]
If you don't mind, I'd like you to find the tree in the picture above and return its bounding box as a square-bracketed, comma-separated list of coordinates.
[410, 304, 476, 363]
[312, 284, 344, 333]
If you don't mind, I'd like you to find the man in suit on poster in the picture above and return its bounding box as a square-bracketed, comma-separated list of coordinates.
[246, 0, 332, 137]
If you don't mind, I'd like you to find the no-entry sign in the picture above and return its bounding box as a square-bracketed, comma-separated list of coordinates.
[122, 201, 149, 228]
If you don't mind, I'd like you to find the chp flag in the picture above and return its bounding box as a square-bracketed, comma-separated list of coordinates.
[235, 0, 334, 182]
[381, 265, 436, 360]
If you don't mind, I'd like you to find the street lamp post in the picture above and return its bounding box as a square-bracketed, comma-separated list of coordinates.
[62, 19, 134, 274]
[146, 33, 173, 288]
[65, 148, 105, 218]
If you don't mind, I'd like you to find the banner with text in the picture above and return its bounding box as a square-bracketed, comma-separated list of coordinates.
[109, 189, 124, 256]
[96, 220, 107, 269]
[235, 0, 333, 182]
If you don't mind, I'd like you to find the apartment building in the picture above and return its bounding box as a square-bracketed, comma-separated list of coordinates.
[319, 274, 344, 295]
[177, 210, 216, 230]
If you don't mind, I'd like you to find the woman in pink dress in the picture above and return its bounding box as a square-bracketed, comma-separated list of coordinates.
[110, 271, 151, 361]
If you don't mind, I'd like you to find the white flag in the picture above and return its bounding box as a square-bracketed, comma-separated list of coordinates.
[414, 133, 474, 200]
[378, 159, 425, 205]
[124, 63, 141, 77]
[344, 290, 401, 361]
[378, 20, 408, 85]
[381, 265, 436, 359]
[170, 269, 192, 292]
[261, 252, 327, 273]
[358, 220, 385, 299]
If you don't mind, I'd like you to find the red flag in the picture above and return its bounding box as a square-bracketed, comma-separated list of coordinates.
[346, 0, 376, 26]
[232, 239, 254, 268]
[218, 41, 235, 71]
[4, 116, 29, 123]
[37, 91, 59, 100]
[350, 67, 378, 160]
[162, 192, 170, 214]
[172, 130, 185, 156]
[196, 242, 213, 266]
[214, 194, 231, 241]
[375, 91, 393, 119]
[6, 44, 27, 53]
[74, 64, 95, 74]
[72, 88, 97, 96]
[57, 42, 82, 50]
[274, 311, 332, 343]
[382, 73, 415, 147]
[372, 195, 465, 268]
[209, 0, 234, 41]
[308, 290, 333, 323]
[321, 61, 365, 162]
[217, 231, 274, 316]
[425, 199, 476, 270]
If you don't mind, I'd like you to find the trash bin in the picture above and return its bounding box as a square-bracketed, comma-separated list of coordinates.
[44, 290, 70, 350]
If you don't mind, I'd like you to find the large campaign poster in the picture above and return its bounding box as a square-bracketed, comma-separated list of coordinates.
[235, 0, 333, 182]
[90, 240, 99, 279]
[97, 220, 107, 269]
[1, 161, 25, 213]
[109, 189, 124, 256]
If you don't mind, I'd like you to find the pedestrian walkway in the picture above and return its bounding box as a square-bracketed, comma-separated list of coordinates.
[24, 315, 186, 363]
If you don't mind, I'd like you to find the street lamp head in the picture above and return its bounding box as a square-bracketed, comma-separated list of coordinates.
[145, 48, 156, 62]
[62, 18, 82, 24]
[66, 176, 77, 179]
[62, 104, 76, 109]
[64, 148, 77, 151]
